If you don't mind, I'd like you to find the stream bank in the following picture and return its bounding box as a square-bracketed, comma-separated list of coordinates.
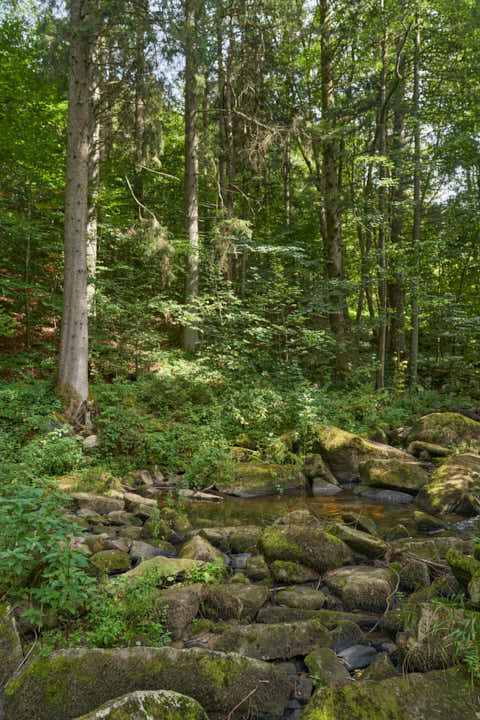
[2, 411, 480, 719]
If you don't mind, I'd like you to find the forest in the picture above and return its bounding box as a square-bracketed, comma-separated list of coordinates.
[1, 0, 480, 719]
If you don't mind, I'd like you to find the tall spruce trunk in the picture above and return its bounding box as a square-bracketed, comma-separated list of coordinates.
[389, 72, 407, 362]
[320, 0, 347, 378]
[375, 5, 387, 390]
[410, 11, 421, 388]
[182, 0, 200, 352]
[58, 0, 90, 424]
[87, 20, 101, 318]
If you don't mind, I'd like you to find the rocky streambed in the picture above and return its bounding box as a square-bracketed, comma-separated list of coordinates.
[2, 412, 480, 719]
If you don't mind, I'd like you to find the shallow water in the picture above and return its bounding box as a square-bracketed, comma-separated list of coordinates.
[172, 488, 422, 535]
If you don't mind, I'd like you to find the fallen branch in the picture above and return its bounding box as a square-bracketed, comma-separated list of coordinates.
[223, 681, 269, 720]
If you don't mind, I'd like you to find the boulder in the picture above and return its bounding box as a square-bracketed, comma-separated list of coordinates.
[324, 566, 396, 613]
[222, 583, 269, 619]
[360, 459, 429, 495]
[213, 619, 330, 660]
[391, 536, 474, 564]
[72, 493, 124, 515]
[408, 412, 480, 453]
[303, 667, 480, 720]
[354, 486, 413, 504]
[73, 690, 208, 720]
[116, 557, 201, 584]
[304, 455, 338, 484]
[157, 584, 203, 640]
[408, 441, 451, 458]
[89, 550, 131, 575]
[179, 536, 224, 564]
[416, 454, 480, 516]
[256, 606, 377, 629]
[361, 652, 397, 681]
[270, 560, 319, 584]
[129, 540, 171, 564]
[399, 559, 430, 591]
[414, 511, 448, 533]
[326, 523, 387, 558]
[446, 549, 480, 589]
[245, 554, 270, 582]
[276, 587, 326, 610]
[0, 604, 23, 689]
[312, 425, 412, 481]
[216, 463, 304, 498]
[258, 525, 352, 573]
[4, 647, 290, 720]
[337, 645, 377, 670]
[329, 620, 365, 652]
[312, 479, 343, 496]
[341, 512, 379, 536]
[305, 647, 350, 687]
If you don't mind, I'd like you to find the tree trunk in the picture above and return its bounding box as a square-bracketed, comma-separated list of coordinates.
[375, 4, 387, 390]
[182, 0, 200, 352]
[58, 0, 90, 425]
[216, 0, 227, 209]
[87, 20, 101, 318]
[410, 10, 421, 389]
[388, 67, 407, 362]
[320, 0, 347, 378]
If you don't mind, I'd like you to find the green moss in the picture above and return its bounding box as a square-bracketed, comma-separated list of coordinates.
[446, 549, 480, 588]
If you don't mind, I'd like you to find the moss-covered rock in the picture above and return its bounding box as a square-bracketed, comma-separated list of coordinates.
[72, 493, 125, 515]
[0, 604, 23, 688]
[256, 606, 377, 629]
[198, 526, 260, 553]
[157, 584, 203, 640]
[324, 566, 396, 613]
[270, 560, 319, 584]
[89, 550, 131, 575]
[398, 559, 430, 591]
[216, 463, 304, 498]
[312, 425, 412, 481]
[201, 587, 244, 620]
[245, 554, 270, 582]
[303, 667, 480, 720]
[360, 652, 397, 682]
[221, 583, 269, 620]
[179, 536, 224, 564]
[115, 557, 201, 584]
[355, 485, 413, 505]
[305, 647, 350, 688]
[384, 524, 410, 541]
[4, 647, 290, 720]
[391, 536, 474, 564]
[408, 441, 452, 458]
[360, 459, 429, 495]
[304, 455, 338, 485]
[326, 523, 387, 559]
[213, 619, 331, 660]
[73, 690, 208, 720]
[142, 509, 192, 544]
[446, 549, 480, 589]
[416, 454, 480, 516]
[413, 511, 448, 533]
[329, 620, 365, 652]
[276, 587, 326, 610]
[408, 412, 480, 453]
[341, 513, 379, 537]
[258, 525, 351, 573]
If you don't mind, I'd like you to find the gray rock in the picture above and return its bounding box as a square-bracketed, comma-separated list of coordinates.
[72, 493, 124, 515]
[337, 644, 377, 670]
[73, 690, 207, 719]
[354, 486, 413, 505]
[4, 647, 290, 720]
[82, 435, 98, 450]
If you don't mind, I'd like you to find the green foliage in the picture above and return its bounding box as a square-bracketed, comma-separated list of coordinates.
[84, 571, 171, 648]
[183, 558, 225, 585]
[433, 596, 480, 681]
[0, 478, 94, 625]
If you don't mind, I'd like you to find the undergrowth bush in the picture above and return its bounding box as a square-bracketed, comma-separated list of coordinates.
[0, 478, 94, 626]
